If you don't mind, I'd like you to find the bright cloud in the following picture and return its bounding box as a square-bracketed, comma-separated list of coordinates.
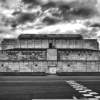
[0, 0, 100, 42]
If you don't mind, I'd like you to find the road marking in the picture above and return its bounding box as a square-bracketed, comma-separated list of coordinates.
[84, 89, 92, 92]
[89, 92, 99, 95]
[75, 88, 84, 91]
[79, 90, 88, 93]
[73, 96, 78, 100]
[82, 94, 93, 97]
[66, 80, 100, 99]
[95, 96, 100, 98]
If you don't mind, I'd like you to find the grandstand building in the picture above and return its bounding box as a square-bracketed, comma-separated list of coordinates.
[0, 34, 100, 74]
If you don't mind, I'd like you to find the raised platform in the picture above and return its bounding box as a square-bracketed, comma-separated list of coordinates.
[0, 72, 47, 76]
[56, 72, 100, 76]
[0, 72, 100, 76]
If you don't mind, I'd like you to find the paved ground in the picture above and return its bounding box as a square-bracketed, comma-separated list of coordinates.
[0, 75, 100, 100]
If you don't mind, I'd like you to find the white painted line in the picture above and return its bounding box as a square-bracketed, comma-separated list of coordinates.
[72, 85, 79, 86]
[89, 92, 99, 95]
[73, 96, 78, 100]
[74, 83, 80, 85]
[72, 87, 83, 89]
[75, 88, 84, 91]
[95, 96, 100, 98]
[66, 80, 100, 99]
[87, 98, 98, 100]
[71, 85, 86, 90]
[83, 94, 93, 97]
[74, 86, 83, 88]
[69, 83, 76, 84]
[84, 89, 92, 92]
[78, 87, 87, 89]
[71, 84, 80, 86]
[71, 84, 82, 86]
[66, 81, 76, 84]
[73, 87, 84, 90]
[67, 81, 75, 83]
[79, 90, 88, 93]
[66, 82, 75, 84]
[71, 85, 79, 87]
[81, 87, 87, 89]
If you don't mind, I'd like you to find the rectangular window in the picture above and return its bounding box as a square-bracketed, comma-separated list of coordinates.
[34, 40, 42, 48]
[56, 40, 63, 48]
[41, 40, 48, 48]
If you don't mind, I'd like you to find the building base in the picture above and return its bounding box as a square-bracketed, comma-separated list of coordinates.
[0, 72, 47, 76]
[56, 72, 100, 76]
[0, 72, 100, 76]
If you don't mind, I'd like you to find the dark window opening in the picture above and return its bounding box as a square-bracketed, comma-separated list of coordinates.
[66, 53, 69, 56]
[89, 53, 92, 56]
[67, 64, 70, 67]
[1, 64, 4, 67]
[78, 54, 80, 56]
[49, 43, 53, 48]
[35, 64, 37, 66]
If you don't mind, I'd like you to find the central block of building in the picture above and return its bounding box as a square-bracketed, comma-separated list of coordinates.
[0, 34, 100, 74]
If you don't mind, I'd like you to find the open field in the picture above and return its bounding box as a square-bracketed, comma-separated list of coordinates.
[0, 75, 100, 100]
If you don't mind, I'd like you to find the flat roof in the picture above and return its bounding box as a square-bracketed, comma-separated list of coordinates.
[1, 39, 17, 44]
[18, 34, 83, 39]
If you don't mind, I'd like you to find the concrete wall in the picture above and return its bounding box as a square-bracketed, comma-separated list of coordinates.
[0, 61, 99, 72]
[0, 61, 48, 72]
[57, 61, 99, 72]
[0, 50, 47, 61]
[1, 50, 99, 61]
[18, 40, 49, 49]
[58, 50, 99, 60]
[55, 39, 98, 50]
[1, 39, 99, 50]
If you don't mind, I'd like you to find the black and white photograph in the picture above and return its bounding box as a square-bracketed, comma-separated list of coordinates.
[0, 0, 100, 100]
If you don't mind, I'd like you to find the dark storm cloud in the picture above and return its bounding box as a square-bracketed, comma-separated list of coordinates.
[59, 5, 70, 11]
[59, 1, 97, 19]
[16, 12, 37, 24]
[0, 0, 6, 3]
[24, 0, 97, 19]
[43, 16, 60, 25]
[42, 2, 56, 10]
[18, 0, 99, 29]
[71, 7, 96, 18]
[22, 0, 39, 5]
[18, 13, 35, 22]
[90, 23, 100, 27]
[21, 0, 97, 8]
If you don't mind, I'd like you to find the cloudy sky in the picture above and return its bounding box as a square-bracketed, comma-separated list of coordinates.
[0, 0, 100, 41]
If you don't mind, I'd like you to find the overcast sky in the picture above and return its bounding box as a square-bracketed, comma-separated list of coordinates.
[0, 0, 100, 41]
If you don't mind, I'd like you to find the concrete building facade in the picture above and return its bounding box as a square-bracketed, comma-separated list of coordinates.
[0, 34, 100, 74]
